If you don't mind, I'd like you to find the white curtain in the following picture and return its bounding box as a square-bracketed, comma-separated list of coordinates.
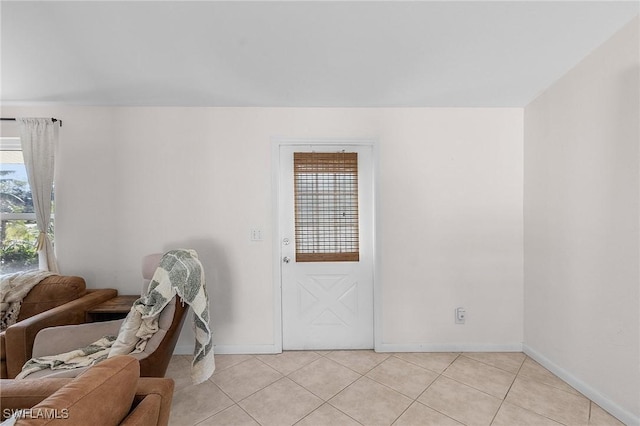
[16, 118, 59, 273]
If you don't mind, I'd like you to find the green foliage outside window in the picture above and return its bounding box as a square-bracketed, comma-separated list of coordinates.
[1, 169, 39, 274]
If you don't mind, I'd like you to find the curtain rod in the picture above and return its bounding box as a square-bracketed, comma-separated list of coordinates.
[1, 117, 62, 127]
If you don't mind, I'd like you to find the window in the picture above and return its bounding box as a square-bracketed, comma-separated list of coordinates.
[0, 138, 53, 273]
[294, 152, 359, 262]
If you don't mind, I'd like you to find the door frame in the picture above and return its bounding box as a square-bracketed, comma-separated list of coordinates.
[271, 139, 380, 353]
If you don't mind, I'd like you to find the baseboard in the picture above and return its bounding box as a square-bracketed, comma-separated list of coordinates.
[177, 342, 523, 355]
[375, 342, 524, 353]
[174, 343, 281, 355]
[523, 344, 639, 426]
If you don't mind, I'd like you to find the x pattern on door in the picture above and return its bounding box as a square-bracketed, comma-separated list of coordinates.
[296, 273, 359, 328]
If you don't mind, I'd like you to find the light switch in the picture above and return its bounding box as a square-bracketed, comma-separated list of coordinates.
[250, 229, 263, 241]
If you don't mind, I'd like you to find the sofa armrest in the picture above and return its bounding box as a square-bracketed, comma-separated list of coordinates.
[131, 378, 174, 426]
[32, 319, 124, 358]
[0, 377, 174, 425]
[4, 289, 117, 378]
[120, 394, 162, 426]
[0, 378, 71, 419]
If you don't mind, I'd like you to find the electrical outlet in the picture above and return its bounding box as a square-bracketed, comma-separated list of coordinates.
[455, 307, 466, 324]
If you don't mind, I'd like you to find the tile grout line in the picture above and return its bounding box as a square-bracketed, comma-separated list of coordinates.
[489, 357, 572, 426]
[412, 352, 518, 425]
[293, 402, 366, 426]
[283, 352, 323, 377]
[186, 383, 235, 426]
[325, 375, 367, 415]
[220, 351, 326, 426]
[389, 404, 413, 425]
[211, 356, 284, 409]
[302, 355, 370, 426]
[487, 354, 526, 425]
[440, 353, 545, 402]
[520, 356, 589, 399]
[283, 351, 366, 404]
[411, 359, 468, 426]
[171, 351, 608, 426]
[438, 370, 507, 401]
[235, 375, 289, 405]
[211, 354, 257, 375]
[459, 353, 526, 375]
[390, 352, 462, 376]
[242, 405, 263, 426]
[518, 373, 589, 399]
[217, 352, 363, 426]
[257, 351, 323, 377]
[391, 354, 468, 425]
[226, 352, 324, 425]
[323, 351, 391, 376]
[289, 371, 362, 404]
[363, 367, 431, 402]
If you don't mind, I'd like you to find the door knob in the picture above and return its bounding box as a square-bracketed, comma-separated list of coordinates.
[283, 256, 291, 264]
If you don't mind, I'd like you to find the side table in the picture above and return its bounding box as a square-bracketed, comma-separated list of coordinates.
[86, 295, 139, 322]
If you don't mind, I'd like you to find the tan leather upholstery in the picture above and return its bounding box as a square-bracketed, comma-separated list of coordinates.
[1, 276, 117, 379]
[0, 356, 174, 426]
[17, 276, 85, 321]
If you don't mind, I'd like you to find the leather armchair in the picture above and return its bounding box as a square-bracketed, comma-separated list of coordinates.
[0, 355, 174, 426]
[1, 275, 117, 378]
[21, 254, 188, 379]
[25, 298, 187, 379]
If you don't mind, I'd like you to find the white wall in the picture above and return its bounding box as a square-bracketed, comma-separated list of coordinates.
[1, 107, 524, 354]
[524, 17, 639, 424]
[375, 109, 523, 351]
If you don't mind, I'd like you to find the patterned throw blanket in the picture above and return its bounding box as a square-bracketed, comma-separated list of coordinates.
[109, 249, 215, 384]
[16, 336, 116, 379]
[1, 270, 56, 332]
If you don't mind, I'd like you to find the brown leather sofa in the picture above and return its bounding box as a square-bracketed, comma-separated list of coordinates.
[1, 275, 117, 378]
[0, 355, 174, 425]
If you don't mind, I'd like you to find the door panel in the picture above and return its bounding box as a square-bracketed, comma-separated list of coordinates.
[279, 144, 374, 350]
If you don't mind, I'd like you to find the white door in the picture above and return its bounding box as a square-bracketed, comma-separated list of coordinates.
[279, 143, 374, 350]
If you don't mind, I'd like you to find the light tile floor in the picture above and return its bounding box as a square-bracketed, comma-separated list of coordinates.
[167, 351, 624, 426]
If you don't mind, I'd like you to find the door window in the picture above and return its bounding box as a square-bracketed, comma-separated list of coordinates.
[294, 152, 359, 262]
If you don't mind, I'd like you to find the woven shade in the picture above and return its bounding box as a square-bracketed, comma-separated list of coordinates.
[294, 152, 359, 262]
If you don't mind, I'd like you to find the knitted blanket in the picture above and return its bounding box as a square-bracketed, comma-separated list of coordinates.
[109, 249, 215, 384]
[16, 336, 116, 379]
[0, 270, 56, 331]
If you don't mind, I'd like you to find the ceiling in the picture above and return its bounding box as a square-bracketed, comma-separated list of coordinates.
[1, 1, 638, 107]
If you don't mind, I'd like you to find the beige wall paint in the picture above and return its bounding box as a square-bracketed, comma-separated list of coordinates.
[524, 17, 639, 422]
[1, 107, 524, 353]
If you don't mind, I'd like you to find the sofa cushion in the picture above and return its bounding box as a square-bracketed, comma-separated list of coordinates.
[18, 356, 139, 425]
[108, 297, 176, 358]
[18, 277, 86, 321]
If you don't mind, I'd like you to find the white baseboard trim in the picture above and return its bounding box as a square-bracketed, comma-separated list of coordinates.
[177, 342, 523, 355]
[175, 344, 281, 355]
[523, 344, 639, 426]
[375, 342, 523, 353]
